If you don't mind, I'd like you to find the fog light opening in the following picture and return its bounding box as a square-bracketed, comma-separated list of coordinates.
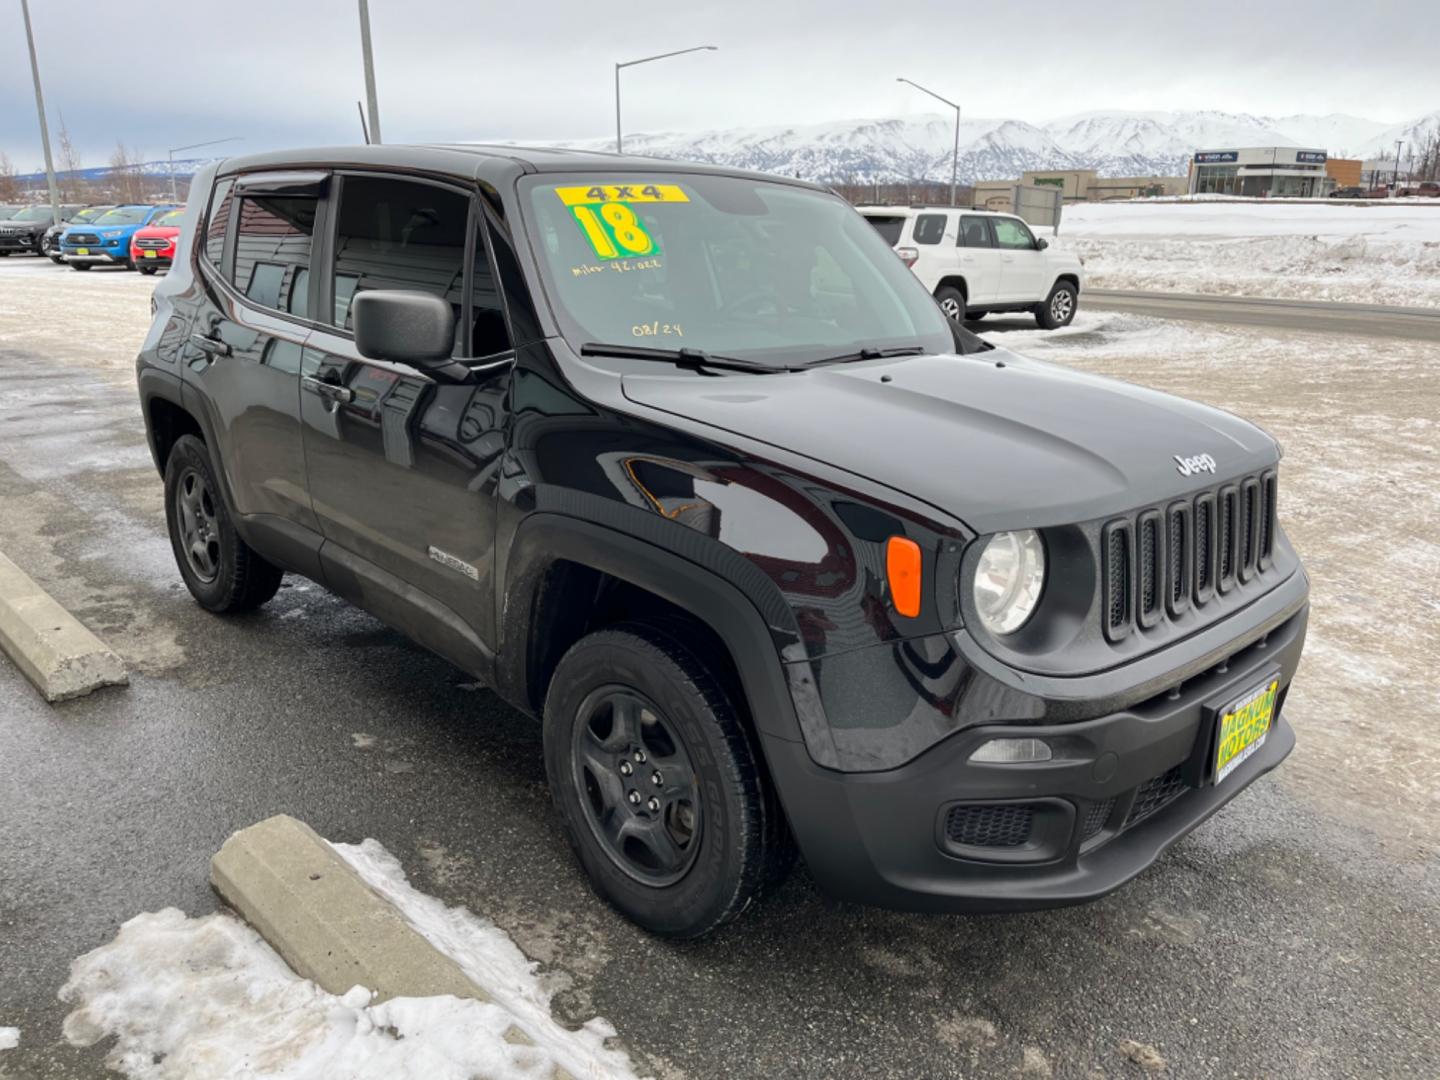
[969, 737, 1053, 764]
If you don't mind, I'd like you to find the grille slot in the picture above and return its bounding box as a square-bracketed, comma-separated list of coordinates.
[1137, 511, 1162, 628]
[1166, 501, 1192, 617]
[1194, 493, 1215, 602]
[944, 804, 1035, 848]
[1259, 472, 1277, 567]
[1217, 486, 1238, 592]
[1102, 521, 1133, 641]
[1126, 766, 1188, 827]
[66, 232, 99, 245]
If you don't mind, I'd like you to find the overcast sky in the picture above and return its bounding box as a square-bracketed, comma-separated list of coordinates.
[3, 0, 1437, 169]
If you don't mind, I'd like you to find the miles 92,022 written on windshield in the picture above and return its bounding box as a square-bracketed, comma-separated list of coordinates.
[522, 174, 957, 369]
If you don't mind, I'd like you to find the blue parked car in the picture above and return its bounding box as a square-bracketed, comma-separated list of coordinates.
[60, 204, 178, 271]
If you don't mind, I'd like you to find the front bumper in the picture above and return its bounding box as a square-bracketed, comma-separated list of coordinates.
[63, 249, 128, 264]
[131, 251, 174, 267]
[0, 234, 41, 252]
[765, 602, 1307, 912]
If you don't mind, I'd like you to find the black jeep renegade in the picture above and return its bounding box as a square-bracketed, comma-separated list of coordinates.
[137, 146, 1308, 937]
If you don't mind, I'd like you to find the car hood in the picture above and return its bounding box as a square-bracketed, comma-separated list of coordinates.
[0, 218, 46, 232]
[131, 225, 180, 239]
[619, 349, 1278, 534]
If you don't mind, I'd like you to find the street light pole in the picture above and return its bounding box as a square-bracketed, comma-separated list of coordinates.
[166, 137, 243, 203]
[1394, 139, 1405, 187]
[614, 45, 717, 154]
[897, 77, 961, 206]
[19, 0, 61, 222]
[358, 0, 383, 144]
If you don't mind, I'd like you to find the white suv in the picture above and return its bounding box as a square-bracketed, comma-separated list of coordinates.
[859, 206, 1084, 329]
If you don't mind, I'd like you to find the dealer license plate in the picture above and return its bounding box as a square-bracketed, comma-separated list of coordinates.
[1214, 677, 1279, 784]
[75, 248, 89, 255]
[144, 250, 157, 258]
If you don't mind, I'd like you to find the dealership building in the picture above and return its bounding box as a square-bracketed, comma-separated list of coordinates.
[1187, 146, 1335, 197]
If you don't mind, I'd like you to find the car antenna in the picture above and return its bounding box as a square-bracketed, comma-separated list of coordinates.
[356, 101, 371, 145]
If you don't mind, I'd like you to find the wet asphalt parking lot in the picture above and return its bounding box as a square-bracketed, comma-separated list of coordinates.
[1, 258, 1437, 1079]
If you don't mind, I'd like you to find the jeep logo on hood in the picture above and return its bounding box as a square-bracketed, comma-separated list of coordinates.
[1174, 453, 1217, 477]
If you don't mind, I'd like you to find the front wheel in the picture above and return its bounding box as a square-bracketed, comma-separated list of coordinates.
[69, 261, 91, 271]
[544, 624, 793, 938]
[934, 285, 967, 322]
[1035, 281, 1078, 329]
[138, 264, 157, 276]
[163, 434, 283, 612]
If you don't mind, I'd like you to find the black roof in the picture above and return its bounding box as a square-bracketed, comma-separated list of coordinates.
[213, 143, 828, 193]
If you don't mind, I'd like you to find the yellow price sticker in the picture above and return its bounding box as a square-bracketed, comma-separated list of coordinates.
[555, 183, 689, 206]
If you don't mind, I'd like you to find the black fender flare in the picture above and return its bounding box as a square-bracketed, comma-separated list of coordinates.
[496, 511, 809, 749]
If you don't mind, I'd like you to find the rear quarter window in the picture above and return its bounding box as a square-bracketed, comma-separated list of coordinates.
[863, 215, 907, 247]
[913, 213, 948, 245]
[204, 180, 235, 266]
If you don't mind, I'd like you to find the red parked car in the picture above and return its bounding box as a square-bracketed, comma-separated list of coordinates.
[128, 207, 186, 274]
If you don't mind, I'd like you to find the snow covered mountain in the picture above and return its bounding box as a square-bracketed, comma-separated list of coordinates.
[544, 109, 1421, 184]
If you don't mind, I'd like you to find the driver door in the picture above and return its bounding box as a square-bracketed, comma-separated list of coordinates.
[300, 173, 515, 675]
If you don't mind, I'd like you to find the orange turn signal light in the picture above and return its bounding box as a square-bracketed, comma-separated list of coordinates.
[886, 536, 922, 618]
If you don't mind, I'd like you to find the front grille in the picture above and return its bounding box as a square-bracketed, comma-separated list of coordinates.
[1126, 766, 1188, 827]
[134, 237, 170, 250]
[944, 804, 1034, 848]
[1080, 798, 1115, 842]
[66, 232, 99, 245]
[1103, 470, 1277, 641]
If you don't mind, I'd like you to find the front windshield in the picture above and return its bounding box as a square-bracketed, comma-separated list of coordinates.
[151, 209, 185, 227]
[73, 206, 110, 223]
[94, 207, 150, 226]
[11, 206, 54, 223]
[523, 173, 955, 366]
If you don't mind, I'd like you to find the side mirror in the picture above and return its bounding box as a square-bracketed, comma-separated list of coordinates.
[352, 290, 455, 367]
[1035, 237, 1049, 251]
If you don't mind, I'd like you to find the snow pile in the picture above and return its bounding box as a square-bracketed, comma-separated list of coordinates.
[0, 1027, 18, 1051]
[58, 841, 639, 1080]
[1051, 202, 1440, 307]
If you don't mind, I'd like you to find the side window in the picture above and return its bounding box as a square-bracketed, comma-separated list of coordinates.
[913, 213, 947, 245]
[486, 218, 542, 346]
[470, 224, 512, 358]
[331, 175, 468, 355]
[992, 218, 1037, 250]
[959, 216, 992, 248]
[203, 179, 235, 266]
[231, 195, 315, 316]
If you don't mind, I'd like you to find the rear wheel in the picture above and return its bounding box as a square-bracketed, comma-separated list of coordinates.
[935, 284, 967, 322]
[1035, 280, 1078, 329]
[163, 434, 283, 612]
[544, 624, 793, 937]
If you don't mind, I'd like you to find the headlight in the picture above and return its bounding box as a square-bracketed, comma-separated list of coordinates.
[972, 530, 1046, 636]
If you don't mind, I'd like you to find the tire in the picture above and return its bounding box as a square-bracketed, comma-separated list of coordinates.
[70, 261, 91, 271]
[39, 236, 54, 258]
[163, 434, 283, 612]
[934, 284, 967, 322]
[543, 623, 793, 938]
[1035, 280, 1078, 329]
[138, 264, 157, 276]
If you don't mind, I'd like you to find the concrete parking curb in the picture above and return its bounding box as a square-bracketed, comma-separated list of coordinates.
[211, 815, 571, 1078]
[0, 550, 127, 702]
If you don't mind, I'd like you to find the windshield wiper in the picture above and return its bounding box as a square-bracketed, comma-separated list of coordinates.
[804, 345, 929, 368]
[580, 342, 792, 375]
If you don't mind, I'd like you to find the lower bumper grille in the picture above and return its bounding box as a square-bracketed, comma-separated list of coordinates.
[945, 804, 1034, 848]
[1126, 766, 1188, 827]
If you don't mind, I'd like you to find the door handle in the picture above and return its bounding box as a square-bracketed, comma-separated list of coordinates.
[302, 375, 354, 404]
[190, 332, 232, 357]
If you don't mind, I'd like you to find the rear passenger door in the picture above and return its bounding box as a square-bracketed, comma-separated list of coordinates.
[955, 214, 1000, 307]
[300, 173, 515, 675]
[182, 172, 326, 577]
